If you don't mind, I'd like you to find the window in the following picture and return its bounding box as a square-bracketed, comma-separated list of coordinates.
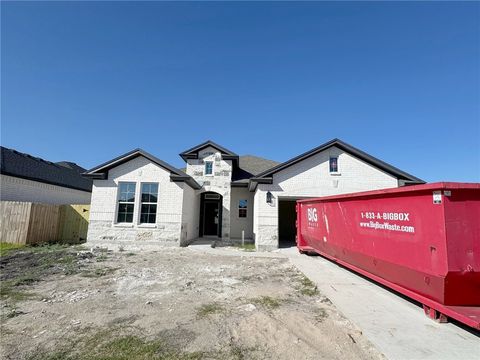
[140, 183, 158, 224]
[329, 157, 338, 173]
[205, 161, 213, 175]
[238, 199, 247, 218]
[117, 182, 136, 223]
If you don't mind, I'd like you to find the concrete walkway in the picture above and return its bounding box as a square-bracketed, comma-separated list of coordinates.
[281, 247, 480, 360]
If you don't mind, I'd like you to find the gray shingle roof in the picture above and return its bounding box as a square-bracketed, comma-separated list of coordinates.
[0, 147, 92, 192]
[231, 155, 280, 183]
[239, 155, 280, 176]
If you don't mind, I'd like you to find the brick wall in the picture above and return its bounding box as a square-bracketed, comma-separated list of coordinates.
[254, 146, 399, 251]
[0, 174, 91, 205]
[87, 156, 184, 250]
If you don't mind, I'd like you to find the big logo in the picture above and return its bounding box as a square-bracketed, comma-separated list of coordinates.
[307, 208, 318, 222]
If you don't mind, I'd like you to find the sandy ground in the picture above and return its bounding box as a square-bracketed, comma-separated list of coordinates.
[0, 245, 384, 359]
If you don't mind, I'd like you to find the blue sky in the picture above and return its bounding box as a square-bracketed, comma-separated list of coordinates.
[2, 1, 479, 182]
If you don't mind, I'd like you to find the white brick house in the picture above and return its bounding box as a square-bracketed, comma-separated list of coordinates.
[84, 139, 424, 251]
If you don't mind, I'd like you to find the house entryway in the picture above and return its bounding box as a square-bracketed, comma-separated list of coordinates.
[199, 192, 223, 237]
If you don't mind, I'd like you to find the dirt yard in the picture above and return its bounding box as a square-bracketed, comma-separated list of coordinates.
[0, 244, 383, 360]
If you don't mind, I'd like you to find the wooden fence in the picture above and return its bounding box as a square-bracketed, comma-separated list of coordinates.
[0, 201, 90, 245]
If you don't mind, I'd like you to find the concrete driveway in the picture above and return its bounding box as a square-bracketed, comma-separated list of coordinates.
[281, 247, 480, 360]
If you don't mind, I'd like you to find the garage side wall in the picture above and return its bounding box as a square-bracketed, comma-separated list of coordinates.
[87, 156, 184, 250]
[254, 147, 399, 251]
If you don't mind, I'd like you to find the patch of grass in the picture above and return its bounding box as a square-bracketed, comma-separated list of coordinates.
[228, 343, 259, 360]
[314, 308, 329, 323]
[28, 243, 71, 254]
[81, 267, 118, 278]
[0, 326, 14, 335]
[251, 296, 283, 310]
[28, 329, 206, 360]
[96, 254, 108, 262]
[0, 273, 39, 304]
[11, 274, 38, 286]
[236, 243, 256, 252]
[125, 252, 136, 257]
[36, 251, 79, 275]
[97, 336, 169, 358]
[30, 350, 72, 360]
[3, 307, 25, 319]
[0, 242, 24, 257]
[196, 302, 225, 318]
[0, 244, 93, 305]
[0, 280, 36, 304]
[296, 274, 319, 296]
[28, 325, 262, 360]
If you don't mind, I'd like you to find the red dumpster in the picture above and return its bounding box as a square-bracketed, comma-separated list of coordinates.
[296, 182, 480, 329]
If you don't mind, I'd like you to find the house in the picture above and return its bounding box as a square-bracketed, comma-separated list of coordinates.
[84, 139, 424, 251]
[0, 146, 92, 204]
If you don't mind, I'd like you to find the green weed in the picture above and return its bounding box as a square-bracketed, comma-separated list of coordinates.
[196, 302, 225, 318]
[251, 296, 283, 310]
[0, 242, 24, 257]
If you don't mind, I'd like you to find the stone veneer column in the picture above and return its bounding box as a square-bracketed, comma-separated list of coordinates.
[185, 148, 233, 240]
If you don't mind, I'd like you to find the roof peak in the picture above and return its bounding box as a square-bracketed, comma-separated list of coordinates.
[179, 140, 239, 162]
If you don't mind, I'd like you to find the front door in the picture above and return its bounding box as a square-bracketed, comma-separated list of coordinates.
[203, 201, 219, 236]
[199, 192, 223, 237]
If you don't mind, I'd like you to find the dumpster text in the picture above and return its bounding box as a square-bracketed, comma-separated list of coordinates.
[359, 211, 415, 233]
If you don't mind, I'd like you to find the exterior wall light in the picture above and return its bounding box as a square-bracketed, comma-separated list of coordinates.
[266, 191, 273, 204]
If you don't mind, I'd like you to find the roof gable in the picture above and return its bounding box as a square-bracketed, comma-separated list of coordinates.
[0, 146, 92, 192]
[249, 138, 424, 190]
[84, 149, 201, 190]
[179, 140, 239, 163]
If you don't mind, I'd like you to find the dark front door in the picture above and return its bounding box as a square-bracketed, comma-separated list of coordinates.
[203, 201, 219, 236]
[199, 192, 223, 237]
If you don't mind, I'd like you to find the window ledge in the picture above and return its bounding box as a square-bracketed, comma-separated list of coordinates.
[138, 224, 157, 228]
[330, 173, 342, 176]
[113, 223, 134, 228]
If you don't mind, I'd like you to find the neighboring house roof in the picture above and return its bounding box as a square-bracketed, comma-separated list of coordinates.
[83, 148, 201, 190]
[231, 155, 280, 186]
[56, 161, 87, 173]
[0, 146, 92, 192]
[248, 138, 425, 191]
[179, 140, 239, 164]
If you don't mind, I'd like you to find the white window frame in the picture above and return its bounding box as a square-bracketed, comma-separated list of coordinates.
[116, 182, 136, 224]
[139, 182, 159, 224]
[204, 161, 214, 176]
